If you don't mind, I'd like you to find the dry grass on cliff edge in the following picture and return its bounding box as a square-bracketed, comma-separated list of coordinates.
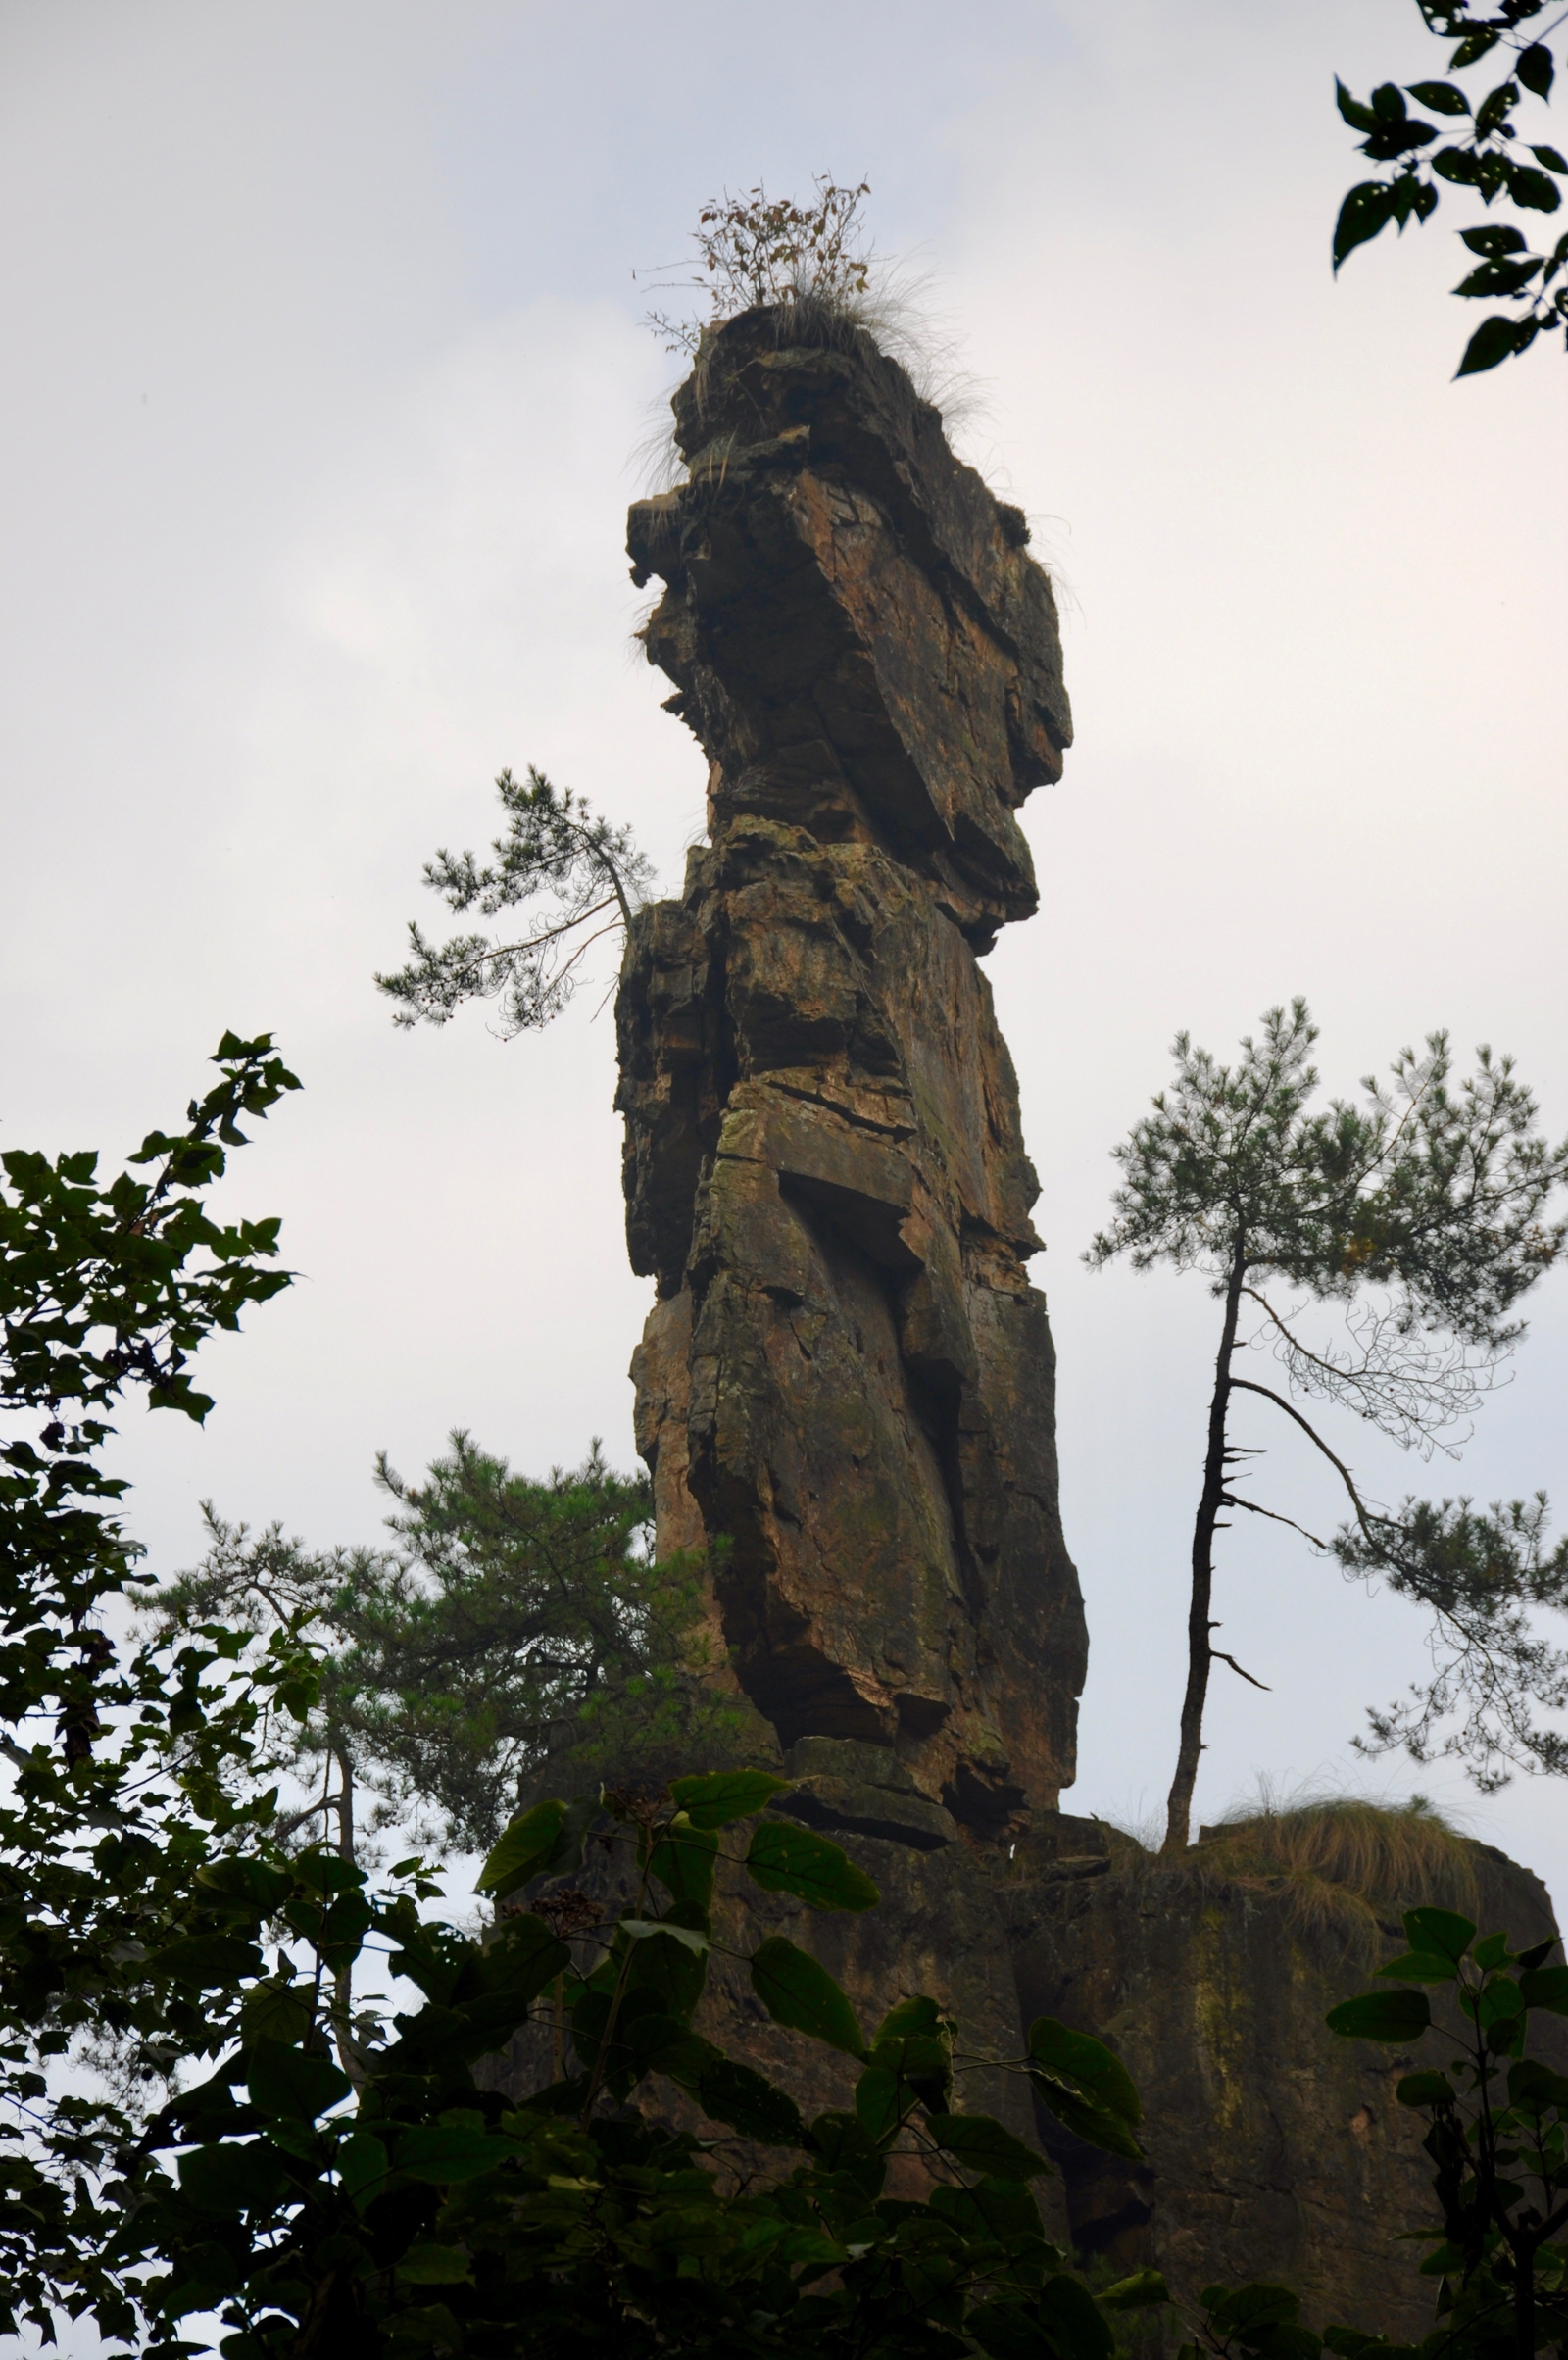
[633, 272, 986, 499]
[1193, 1791, 1479, 1950]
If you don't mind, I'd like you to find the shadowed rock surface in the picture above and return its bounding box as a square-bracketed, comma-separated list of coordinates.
[1009, 1816, 1566, 2345]
[617, 307, 1086, 1829]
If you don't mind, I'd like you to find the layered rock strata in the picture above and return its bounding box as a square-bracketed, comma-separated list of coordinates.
[616, 308, 1086, 1828]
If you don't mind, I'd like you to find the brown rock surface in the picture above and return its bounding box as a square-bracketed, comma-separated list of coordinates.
[1008, 1818, 1565, 2344]
[617, 308, 1087, 1829]
[523, 304, 1568, 2340]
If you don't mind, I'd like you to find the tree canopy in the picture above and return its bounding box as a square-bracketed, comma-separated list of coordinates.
[149, 1436, 755, 1859]
[376, 767, 651, 1040]
[1090, 1001, 1568, 1849]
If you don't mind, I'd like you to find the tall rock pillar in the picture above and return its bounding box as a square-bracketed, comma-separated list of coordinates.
[616, 310, 1086, 1832]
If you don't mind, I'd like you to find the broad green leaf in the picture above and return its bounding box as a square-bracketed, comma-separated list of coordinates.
[1336, 80, 1378, 132]
[397, 2246, 473, 2286]
[1520, 1965, 1568, 2013]
[1375, 1951, 1459, 1984]
[1478, 1977, 1523, 2028]
[487, 1914, 570, 2004]
[670, 1768, 791, 1828]
[339, 2128, 390, 2211]
[1507, 2058, 1568, 2112]
[477, 1788, 598, 1897]
[621, 1915, 710, 1954]
[247, 2038, 352, 2124]
[153, 1932, 263, 1988]
[1519, 44, 1555, 101]
[649, 1818, 718, 1907]
[1334, 181, 1396, 270]
[1457, 314, 1528, 376]
[626, 2012, 710, 2077]
[1507, 163, 1563, 212]
[308, 1885, 375, 1971]
[1030, 2074, 1144, 2162]
[290, 1845, 367, 1896]
[745, 1818, 879, 1911]
[397, 2124, 515, 2182]
[1100, 2269, 1170, 2311]
[872, 2033, 952, 2085]
[751, 1936, 864, 2057]
[1027, 2019, 1142, 2128]
[875, 1993, 945, 2043]
[1473, 78, 1511, 134]
[1406, 81, 1470, 116]
[1325, 1990, 1432, 2042]
[177, 2140, 289, 2216]
[1459, 224, 1527, 256]
[1450, 29, 1500, 68]
[696, 2057, 807, 2146]
[929, 2174, 1045, 2243]
[1204, 2285, 1304, 2339]
[1396, 2071, 1457, 2108]
[195, 1856, 292, 1911]
[775, 2225, 853, 2270]
[968, 2300, 1047, 2360]
[805, 2109, 886, 2197]
[855, 2064, 909, 2145]
[1403, 1909, 1477, 1965]
[1037, 2276, 1115, 2360]
[645, 2204, 735, 2257]
[926, 2111, 1050, 2182]
[1370, 82, 1406, 122]
[1531, 145, 1568, 173]
[475, 1797, 566, 1897]
[570, 1984, 670, 2088]
[624, 1906, 709, 2018]
[239, 1979, 315, 2047]
[1435, 145, 1491, 186]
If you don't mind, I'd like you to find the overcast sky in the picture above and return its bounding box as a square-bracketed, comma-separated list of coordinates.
[4, 0, 1566, 1903]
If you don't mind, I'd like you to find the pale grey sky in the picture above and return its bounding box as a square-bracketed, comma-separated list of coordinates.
[4, 0, 1566, 1899]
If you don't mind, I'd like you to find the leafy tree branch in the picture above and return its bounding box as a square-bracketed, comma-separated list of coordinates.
[1334, 0, 1567, 374]
[376, 766, 652, 1040]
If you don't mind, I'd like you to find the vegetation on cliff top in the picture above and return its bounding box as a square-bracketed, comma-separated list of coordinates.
[375, 766, 651, 1042]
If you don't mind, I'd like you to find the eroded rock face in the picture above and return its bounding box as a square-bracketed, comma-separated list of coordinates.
[1008, 1821, 1566, 2344]
[617, 310, 1087, 1828]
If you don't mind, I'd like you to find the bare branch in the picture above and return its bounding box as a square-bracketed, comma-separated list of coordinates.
[1210, 1648, 1271, 1693]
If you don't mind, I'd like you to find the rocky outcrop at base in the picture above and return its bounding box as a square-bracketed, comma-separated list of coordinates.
[1009, 1815, 1564, 2344]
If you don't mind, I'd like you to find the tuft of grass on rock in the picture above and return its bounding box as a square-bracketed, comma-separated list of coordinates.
[1192, 1790, 1478, 1945]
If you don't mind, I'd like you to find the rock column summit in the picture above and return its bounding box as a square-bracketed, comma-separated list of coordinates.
[615, 309, 1086, 1828]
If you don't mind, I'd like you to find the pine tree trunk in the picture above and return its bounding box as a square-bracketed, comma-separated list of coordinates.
[1163, 1243, 1246, 1852]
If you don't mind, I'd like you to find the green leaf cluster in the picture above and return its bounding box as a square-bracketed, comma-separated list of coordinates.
[1323, 1907, 1568, 2360]
[1331, 6, 1567, 375]
[60, 1766, 1180, 2360]
[0, 1036, 302, 2341]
